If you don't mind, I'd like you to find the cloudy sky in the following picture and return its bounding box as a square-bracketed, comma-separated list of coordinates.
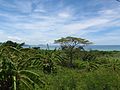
[0, 0, 120, 45]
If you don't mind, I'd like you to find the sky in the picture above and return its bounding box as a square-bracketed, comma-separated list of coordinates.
[0, 0, 120, 45]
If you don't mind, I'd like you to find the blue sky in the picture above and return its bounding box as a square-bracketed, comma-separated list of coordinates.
[0, 0, 120, 45]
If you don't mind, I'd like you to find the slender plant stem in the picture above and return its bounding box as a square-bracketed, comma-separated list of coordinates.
[13, 76, 16, 90]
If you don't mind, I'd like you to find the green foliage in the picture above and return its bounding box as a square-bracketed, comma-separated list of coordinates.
[0, 40, 120, 90]
[40, 49, 57, 74]
[55, 36, 92, 68]
[1, 41, 25, 49]
[0, 46, 45, 90]
[80, 51, 97, 61]
[82, 69, 120, 90]
[54, 36, 92, 46]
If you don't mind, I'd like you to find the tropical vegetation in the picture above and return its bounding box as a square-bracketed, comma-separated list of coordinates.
[0, 37, 120, 90]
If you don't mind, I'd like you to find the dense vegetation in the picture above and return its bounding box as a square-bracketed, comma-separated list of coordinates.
[0, 38, 120, 90]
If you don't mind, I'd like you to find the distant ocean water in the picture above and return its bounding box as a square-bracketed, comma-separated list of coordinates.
[85, 45, 120, 51]
[23, 45, 120, 51]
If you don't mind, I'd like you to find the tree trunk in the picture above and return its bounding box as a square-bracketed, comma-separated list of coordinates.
[13, 76, 16, 90]
[69, 48, 74, 67]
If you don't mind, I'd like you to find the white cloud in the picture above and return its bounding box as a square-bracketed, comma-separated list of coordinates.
[0, 31, 8, 41]
[0, 0, 120, 45]
[57, 8, 120, 35]
[34, 9, 46, 13]
[0, 31, 22, 43]
[93, 35, 120, 45]
[14, 0, 32, 13]
[58, 12, 71, 18]
[60, 18, 110, 34]
[8, 36, 22, 42]
[0, 0, 16, 8]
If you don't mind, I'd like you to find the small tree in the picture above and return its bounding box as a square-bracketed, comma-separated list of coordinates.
[2, 41, 25, 49]
[54, 36, 92, 67]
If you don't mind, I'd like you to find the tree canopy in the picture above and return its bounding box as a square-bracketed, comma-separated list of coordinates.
[55, 36, 92, 48]
[1, 41, 25, 49]
[54, 36, 92, 67]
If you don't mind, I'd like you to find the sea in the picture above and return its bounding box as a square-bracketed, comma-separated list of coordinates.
[23, 45, 120, 51]
[85, 45, 120, 51]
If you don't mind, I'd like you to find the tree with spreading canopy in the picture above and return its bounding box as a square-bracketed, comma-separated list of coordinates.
[54, 36, 92, 67]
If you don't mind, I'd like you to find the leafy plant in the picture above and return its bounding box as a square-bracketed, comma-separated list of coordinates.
[0, 46, 45, 90]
